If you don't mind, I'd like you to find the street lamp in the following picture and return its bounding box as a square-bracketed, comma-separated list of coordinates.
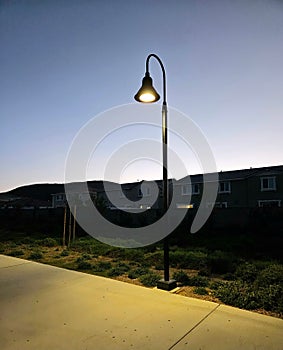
[134, 54, 177, 291]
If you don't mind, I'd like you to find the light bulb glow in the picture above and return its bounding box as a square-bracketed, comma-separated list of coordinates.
[139, 92, 156, 103]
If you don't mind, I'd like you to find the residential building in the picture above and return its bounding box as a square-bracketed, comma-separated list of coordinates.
[175, 165, 283, 209]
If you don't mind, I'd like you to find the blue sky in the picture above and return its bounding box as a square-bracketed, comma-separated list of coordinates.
[1, 0, 282, 192]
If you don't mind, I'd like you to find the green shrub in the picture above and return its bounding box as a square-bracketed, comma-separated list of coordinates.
[8, 249, 25, 257]
[60, 250, 69, 257]
[255, 264, 283, 286]
[77, 261, 92, 270]
[20, 236, 35, 244]
[198, 268, 210, 277]
[93, 261, 112, 272]
[193, 287, 208, 295]
[189, 275, 209, 287]
[213, 281, 260, 310]
[128, 267, 150, 279]
[207, 250, 236, 274]
[235, 262, 258, 282]
[119, 249, 145, 263]
[82, 253, 92, 260]
[139, 273, 160, 287]
[154, 263, 164, 270]
[170, 250, 207, 269]
[209, 280, 226, 290]
[76, 256, 85, 263]
[173, 270, 190, 285]
[107, 263, 130, 277]
[28, 251, 43, 260]
[223, 272, 235, 281]
[40, 237, 58, 247]
[145, 251, 163, 266]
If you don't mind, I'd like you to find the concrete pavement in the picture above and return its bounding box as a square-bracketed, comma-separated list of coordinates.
[0, 254, 282, 350]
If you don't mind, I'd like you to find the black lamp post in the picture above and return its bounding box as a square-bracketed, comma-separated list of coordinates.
[134, 54, 177, 291]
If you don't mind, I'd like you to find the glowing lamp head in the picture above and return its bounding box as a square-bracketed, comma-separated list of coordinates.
[134, 72, 160, 103]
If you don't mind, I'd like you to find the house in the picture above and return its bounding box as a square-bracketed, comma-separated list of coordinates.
[175, 165, 283, 209]
[51, 191, 97, 208]
[91, 180, 173, 211]
[51, 165, 283, 211]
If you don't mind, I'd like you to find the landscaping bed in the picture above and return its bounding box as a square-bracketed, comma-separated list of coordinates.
[0, 231, 282, 319]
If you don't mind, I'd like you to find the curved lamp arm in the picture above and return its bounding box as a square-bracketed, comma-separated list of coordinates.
[145, 54, 167, 104]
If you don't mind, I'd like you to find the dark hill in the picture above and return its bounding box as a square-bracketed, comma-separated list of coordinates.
[3, 184, 64, 201]
[0, 180, 116, 202]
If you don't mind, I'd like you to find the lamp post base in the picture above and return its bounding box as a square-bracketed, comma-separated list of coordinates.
[157, 279, 177, 291]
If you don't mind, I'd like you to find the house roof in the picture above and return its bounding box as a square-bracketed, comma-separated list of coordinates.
[177, 165, 283, 184]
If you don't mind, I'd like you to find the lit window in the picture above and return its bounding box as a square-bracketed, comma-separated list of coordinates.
[260, 177, 276, 191]
[218, 181, 231, 193]
[176, 203, 194, 209]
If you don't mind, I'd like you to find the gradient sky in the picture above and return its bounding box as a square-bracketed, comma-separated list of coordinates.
[1, 0, 282, 192]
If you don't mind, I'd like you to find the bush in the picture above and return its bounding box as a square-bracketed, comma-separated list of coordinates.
[170, 250, 207, 269]
[193, 287, 208, 295]
[128, 267, 150, 279]
[118, 249, 145, 263]
[28, 251, 43, 260]
[255, 264, 283, 286]
[60, 250, 69, 257]
[139, 273, 160, 287]
[209, 280, 226, 290]
[189, 275, 209, 287]
[207, 250, 236, 274]
[173, 270, 190, 285]
[235, 262, 258, 282]
[40, 237, 58, 247]
[77, 261, 92, 270]
[145, 251, 163, 267]
[20, 236, 35, 244]
[198, 268, 210, 277]
[213, 281, 260, 310]
[257, 284, 283, 313]
[82, 253, 92, 260]
[8, 249, 25, 257]
[93, 261, 112, 272]
[107, 262, 130, 277]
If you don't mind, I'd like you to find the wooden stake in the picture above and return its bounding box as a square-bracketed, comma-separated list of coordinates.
[63, 206, 67, 247]
[68, 206, 72, 248]
[72, 205, 77, 242]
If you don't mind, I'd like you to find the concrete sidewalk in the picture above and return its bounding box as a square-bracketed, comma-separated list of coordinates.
[0, 255, 282, 350]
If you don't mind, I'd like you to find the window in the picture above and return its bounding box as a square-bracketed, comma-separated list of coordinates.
[181, 184, 200, 195]
[260, 177, 276, 191]
[56, 194, 64, 201]
[138, 187, 150, 197]
[218, 181, 231, 193]
[192, 184, 200, 194]
[181, 184, 190, 195]
[258, 200, 281, 208]
[206, 201, 227, 208]
[176, 203, 194, 209]
[215, 202, 228, 208]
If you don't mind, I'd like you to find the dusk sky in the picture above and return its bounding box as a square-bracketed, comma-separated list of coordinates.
[1, 0, 282, 192]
